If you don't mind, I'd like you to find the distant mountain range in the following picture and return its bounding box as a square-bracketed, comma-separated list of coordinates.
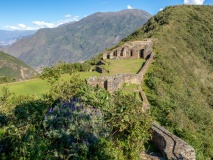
[0, 30, 36, 46]
[2, 9, 152, 68]
[0, 51, 37, 80]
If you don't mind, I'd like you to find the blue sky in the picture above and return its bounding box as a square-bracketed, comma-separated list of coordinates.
[0, 0, 212, 30]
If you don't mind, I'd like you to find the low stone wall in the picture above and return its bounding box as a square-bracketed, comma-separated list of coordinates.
[87, 52, 155, 92]
[87, 76, 109, 89]
[87, 74, 141, 92]
[138, 52, 155, 80]
[96, 66, 108, 73]
[151, 123, 196, 160]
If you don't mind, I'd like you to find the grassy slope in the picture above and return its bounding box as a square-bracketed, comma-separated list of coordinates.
[123, 5, 213, 159]
[0, 73, 97, 97]
[0, 51, 37, 80]
[0, 59, 143, 97]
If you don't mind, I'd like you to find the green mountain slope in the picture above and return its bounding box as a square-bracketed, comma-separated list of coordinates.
[122, 5, 213, 159]
[0, 51, 37, 81]
[3, 9, 151, 68]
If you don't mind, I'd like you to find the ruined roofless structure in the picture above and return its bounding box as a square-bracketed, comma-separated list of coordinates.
[103, 40, 153, 60]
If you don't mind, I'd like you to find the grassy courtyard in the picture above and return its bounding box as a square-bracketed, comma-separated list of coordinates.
[0, 59, 144, 97]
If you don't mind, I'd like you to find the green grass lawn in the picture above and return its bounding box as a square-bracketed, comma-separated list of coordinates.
[0, 78, 49, 98]
[0, 72, 100, 97]
[0, 59, 143, 97]
[102, 59, 145, 76]
[121, 83, 141, 100]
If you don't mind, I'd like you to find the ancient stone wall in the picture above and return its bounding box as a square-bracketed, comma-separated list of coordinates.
[87, 74, 141, 92]
[96, 66, 108, 73]
[87, 76, 109, 89]
[151, 123, 196, 160]
[138, 52, 155, 80]
[87, 51, 155, 92]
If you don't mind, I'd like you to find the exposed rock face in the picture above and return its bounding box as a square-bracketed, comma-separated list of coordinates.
[151, 123, 196, 160]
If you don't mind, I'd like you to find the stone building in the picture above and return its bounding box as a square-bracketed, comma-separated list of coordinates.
[103, 40, 153, 60]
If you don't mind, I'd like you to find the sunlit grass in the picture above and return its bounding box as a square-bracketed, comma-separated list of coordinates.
[0, 72, 100, 97]
[102, 59, 145, 75]
[0, 59, 144, 97]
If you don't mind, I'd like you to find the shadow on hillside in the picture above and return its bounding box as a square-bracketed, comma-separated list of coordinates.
[0, 112, 7, 127]
[14, 100, 48, 126]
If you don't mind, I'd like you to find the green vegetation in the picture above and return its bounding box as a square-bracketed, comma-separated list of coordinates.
[0, 72, 152, 159]
[1, 5, 212, 159]
[123, 5, 213, 159]
[0, 51, 37, 80]
[0, 76, 15, 84]
[0, 58, 143, 97]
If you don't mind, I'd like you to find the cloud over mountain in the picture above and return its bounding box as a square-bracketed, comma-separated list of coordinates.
[4, 15, 79, 31]
[184, 0, 205, 5]
[127, 5, 133, 9]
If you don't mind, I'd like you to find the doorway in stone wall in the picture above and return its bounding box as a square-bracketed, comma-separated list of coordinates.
[113, 51, 117, 57]
[104, 81, 107, 90]
[140, 49, 144, 58]
[130, 50, 133, 57]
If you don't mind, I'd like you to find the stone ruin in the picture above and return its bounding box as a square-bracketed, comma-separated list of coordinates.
[151, 123, 196, 160]
[87, 49, 155, 93]
[87, 40, 196, 159]
[103, 40, 153, 60]
[87, 74, 141, 93]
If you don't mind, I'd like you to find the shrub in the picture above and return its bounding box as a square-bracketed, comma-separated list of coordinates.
[43, 97, 110, 159]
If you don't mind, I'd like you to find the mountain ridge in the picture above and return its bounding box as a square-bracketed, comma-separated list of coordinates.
[3, 9, 152, 68]
[121, 5, 213, 159]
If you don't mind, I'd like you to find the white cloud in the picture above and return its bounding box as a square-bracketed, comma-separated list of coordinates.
[127, 5, 133, 9]
[4, 15, 80, 31]
[159, 8, 163, 11]
[4, 25, 21, 30]
[33, 21, 55, 28]
[184, 0, 205, 5]
[18, 24, 26, 28]
[65, 14, 71, 18]
[4, 24, 35, 30]
[72, 16, 79, 21]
